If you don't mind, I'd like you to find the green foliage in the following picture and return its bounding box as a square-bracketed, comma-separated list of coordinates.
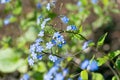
[108, 50, 120, 59]
[80, 70, 88, 80]
[97, 56, 109, 66]
[115, 57, 120, 70]
[92, 72, 104, 80]
[97, 33, 108, 47]
[0, 48, 24, 73]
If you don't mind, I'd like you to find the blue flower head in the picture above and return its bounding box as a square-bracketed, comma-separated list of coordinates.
[91, 0, 98, 4]
[28, 57, 34, 66]
[61, 16, 69, 24]
[82, 40, 92, 50]
[78, 77, 82, 80]
[87, 60, 98, 71]
[80, 59, 89, 70]
[0, 0, 10, 4]
[36, 3, 42, 9]
[48, 55, 57, 62]
[20, 74, 30, 80]
[37, 54, 43, 60]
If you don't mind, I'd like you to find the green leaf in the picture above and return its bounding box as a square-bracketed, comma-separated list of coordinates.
[94, 5, 103, 16]
[115, 58, 120, 70]
[108, 50, 120, 59]
[97, 56, 109, 66]
[97, 33, 108, 47]
[12, 7, 22, 15]
[66, 4, 78, 11]
[79, 26, 83, 33]
[81, 70, 88, 80]
[102, 0, 109, 6]
[112, 76, 117, 80]
[92, 73, 104, 80]
[33, 62, 47, 72]
[0, 48, 23, 73]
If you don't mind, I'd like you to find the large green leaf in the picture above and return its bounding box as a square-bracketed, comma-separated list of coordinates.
[81, 70, 88, 80]
[0, 48, 23, 73]
[92, 73, 104, 80]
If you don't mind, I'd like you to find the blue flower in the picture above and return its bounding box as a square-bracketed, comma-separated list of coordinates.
[38, 30, 44, 37]
[91, 0, 98, 4]
[4, 15, 12, 25]
[82, 40, 92, 50]
[77, 1, 82, 6]
[57, 44, 62, 48]
[80, 60, 89, 70]
[41, 18, 51, 29]
[30, 44, 36, 54]
[36, 3, 42, 9]
[66, 25, 77, 31]
[46, 3, 51, 11]
[51, 39, 57, 45]
[53, 32, 60, 39]
[37, 15, 42, 25]
[36, 45, 44, 53]
[87, 60, 98, 71]
[31, 53, 37, 59]
[28, 58, 34, 66]
[80, 59, 98, 71]
[48, 55, 57, 62]
[37, 54, 43, 60]
[46, 42, 54, 49]
[0, 0, 10, 4]
[63, 68, 69, 76]
[35, 38, 43, 43]
[54, 73, 64, 80]
[61, 16, 69, 24]
[20, 74, 30, 80]
[78, 77, 82, 80]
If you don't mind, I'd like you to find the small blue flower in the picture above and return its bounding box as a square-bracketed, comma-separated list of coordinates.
[41, 18, 51, 29]
[36, 3, 42, 9]
[35, 38, 43, 43]
[48, 55, 57, 62]
[4, 15, 12, 25]
[37, 15, 42, 25]
[66, 25, 77, 31]
[46, 3, 51, 11]
[53, 32, 60, 39]
[31, 53, 37, 59]
[37, 54, 43, 60]
[51, 39, 57, 45]
[46, 42, 54, 49]
[57, 44, 63, 48]
[61, 16, 69, 24]
[82, 40, 92, 50]
[77, 1, 82, 6]
[87, 60, 98, 71]
[20, 74, 30, 80]
[80, 60, 89, 70]
[78, 77, 82, 80]
[0, 0, 10, 4]
[38, 30, 44, 37]
[28, 57, 34, 66]
[36, 45, 44, 53]
[54, 73, 64, 80]
[30, 44, 35, 54]
[63, 68, 69, 76]
[91, 0, 98, 4]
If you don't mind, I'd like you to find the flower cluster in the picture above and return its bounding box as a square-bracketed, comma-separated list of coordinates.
[80, 59, 98, 71]
[44, 60, 69, 80]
